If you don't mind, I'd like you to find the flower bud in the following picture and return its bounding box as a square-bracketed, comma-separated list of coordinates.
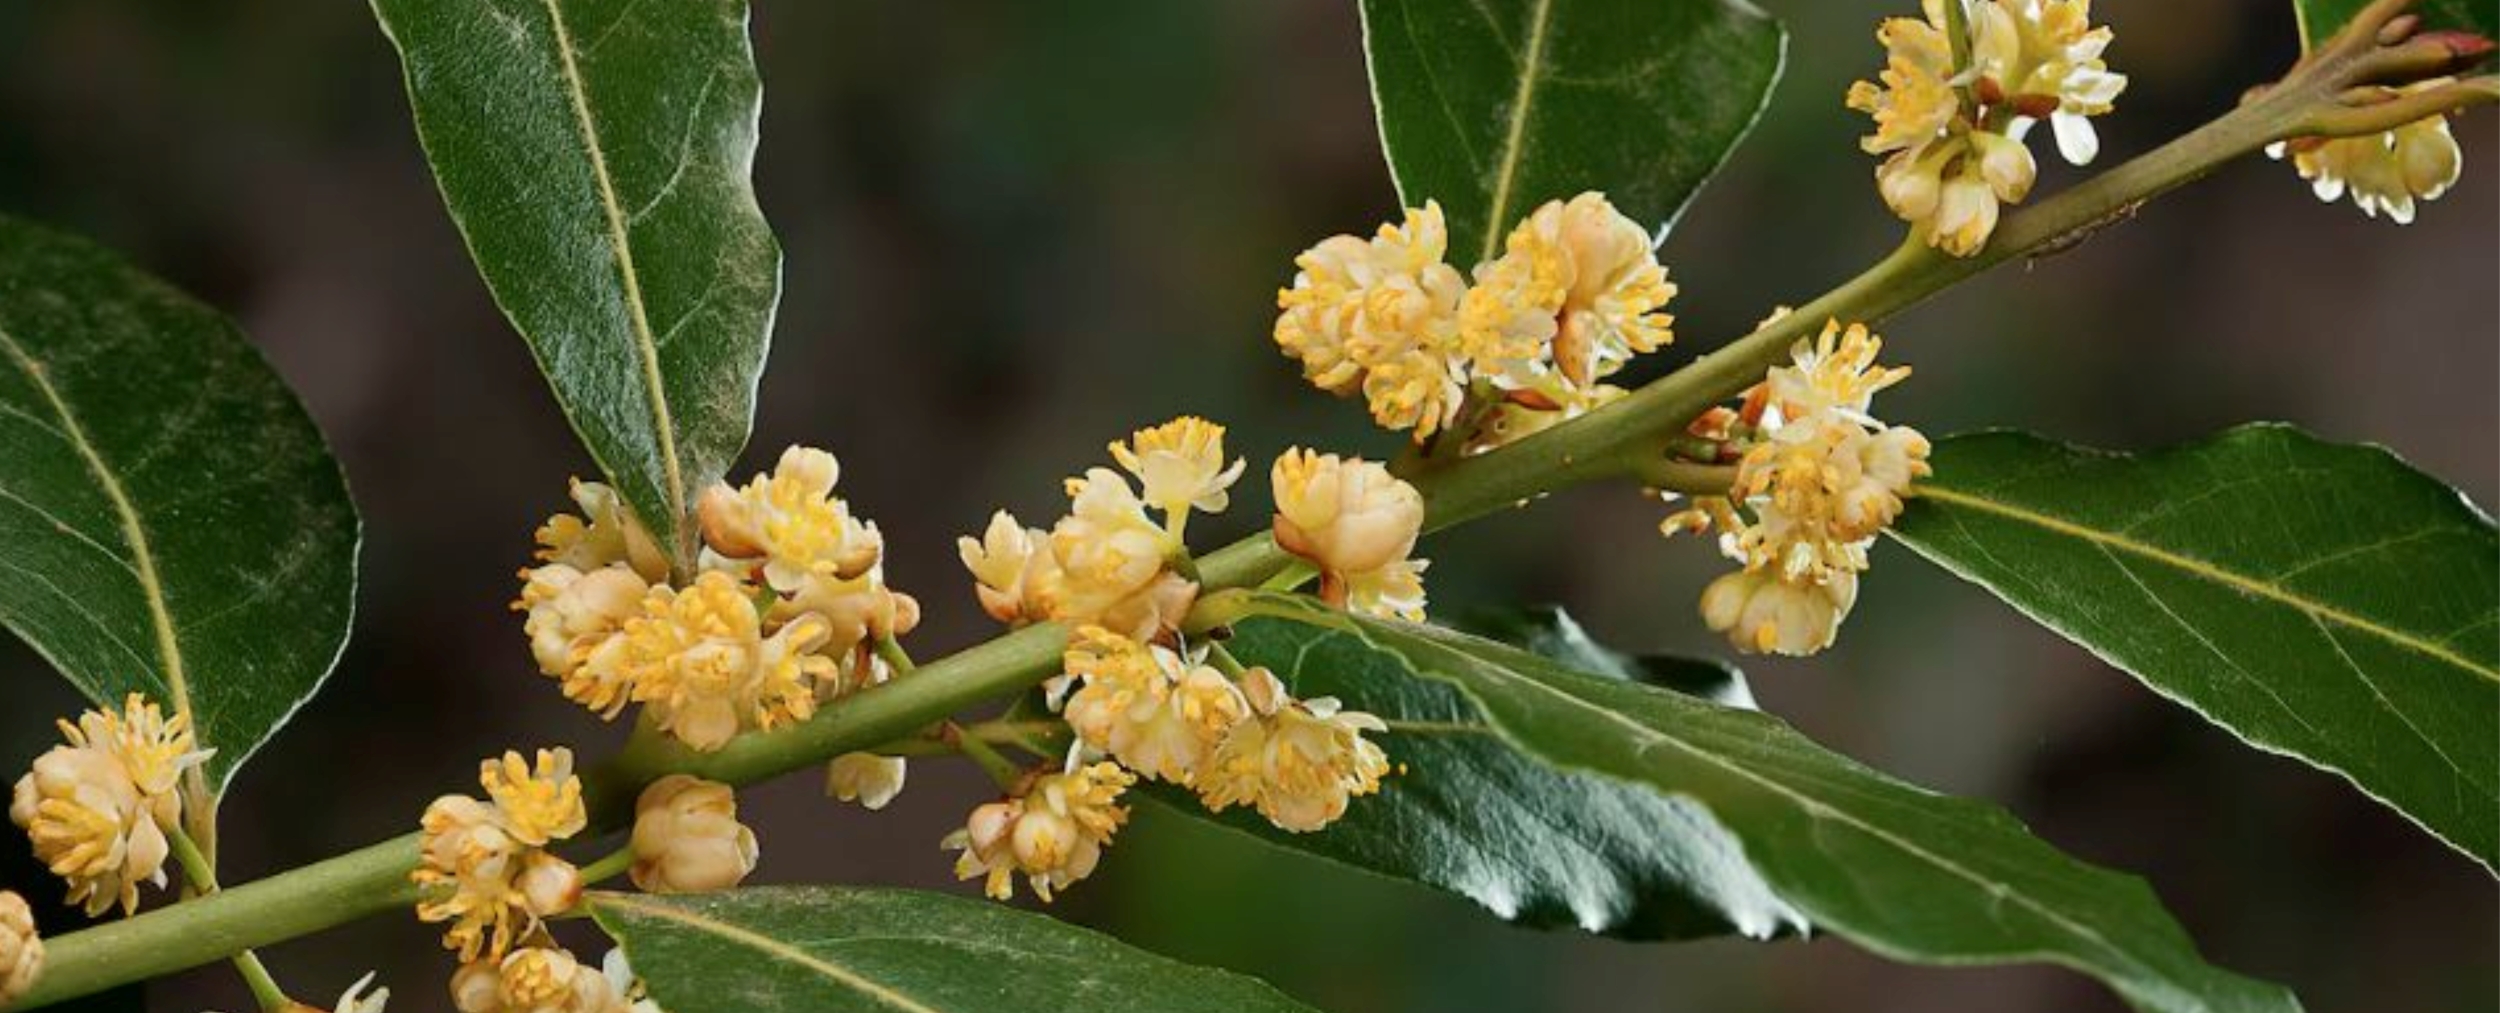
[629, 776, 758, 894]
[1, 890, 43, 1008]
[826, 753, 908, 810]
[1700, 568, 1859, 657]
[455, 947, 625, 1013]
[514, 851, 583, 917]
[1270, 449, 1423, 576]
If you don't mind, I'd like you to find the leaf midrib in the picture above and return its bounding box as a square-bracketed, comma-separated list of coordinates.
[1914, 484, 2499, 683]
[537, 0, 687, 528]
[1480, 0, 1556, 264]
[0, 324, 194, 737]
[598, 894, 948, 1013]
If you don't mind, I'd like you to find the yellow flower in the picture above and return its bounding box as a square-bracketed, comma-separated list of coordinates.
[2268, 81, 2464, 225]
[1342, 558, 1430, 622]
[534, 479, 669, 583]
[1275, 203, 1470, 438]
[697, 446, 885, 593]
[1701, 567, 1861, 657]
[944, 763, 1134, 903]
[1038, 469, 1201, 641]
[479, 749, 586, 848]
[1109, 416, 1247, 518]
[619, 572, 835, 752]
[1761, 320, 1914, 421]
[1, 890, 43, 1008]
[414, 751, 588, 962]
[452, 947, 626, 1013]
[629, 776, 757, 895]
[825, 752, 908, 810]
[1060, 627, 1249, 784]
[1847, 8, 1958, 156]
[9, 695, 201, 917]
[1197, 669, 1390, 833]
[959, 510, 1050, 625]
[1461, 192, 1676, 404]
[515, 565, 649, 718]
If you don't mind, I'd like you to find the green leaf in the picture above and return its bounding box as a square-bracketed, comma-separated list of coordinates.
[1446, 604, 1756, 707]
[590, 887, 1323, 1013]
[0, 214, 359, 794]
[1157, 614, 1800, 940]
[1214, 591, 2300, 1013]
[372, 0, 782, 558]
[1891, 426, 2499, 869]
[2296, 0, 2496, 50]
[1359, 0, 1786, 262]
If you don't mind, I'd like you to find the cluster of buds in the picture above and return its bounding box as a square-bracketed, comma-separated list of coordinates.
[2267, 77, 2465, 224]
[947, 420, 1412, 899]
[1848, 0, 2128, 256]
[1275, 193, 1677, 447]
[1664, 319, 1932, 656]
[1, 890, 40, 1008]
[9, 694, 208, 917]
[1056, 628, 1391, 834]
[960, 417, 1237, 642]
[515, 447, 920, 755]
[451, 946, 655, 1013]
[413, 749, 587, 963]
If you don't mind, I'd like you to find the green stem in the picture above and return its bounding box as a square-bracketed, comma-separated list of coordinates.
[577, 846, 636, 888]
[950, 724, 1027, 790]
[874, 633, 916, 675]
[167, 827, 291, 1012]
[18, 18, 2488, 1005]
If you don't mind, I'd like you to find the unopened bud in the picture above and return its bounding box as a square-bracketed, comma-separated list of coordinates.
[630, 775, 758, 894]
[1, 891, 42, 1008]
[514, 851, 583, 917]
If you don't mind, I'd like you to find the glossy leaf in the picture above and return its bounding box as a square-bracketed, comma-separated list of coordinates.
[2296, 0, 2495, 49]
[1154, 614, 1801, 940]
[1892, 426, 2499, 868]
[590, 887, 1322, 1013]
[1360, 0, 1786, 262]
[1447, 604, 1756, 707]
[1216, 591, 2299, 1013]
[373, 0, 782, 558]
[0, 215, 359, 793]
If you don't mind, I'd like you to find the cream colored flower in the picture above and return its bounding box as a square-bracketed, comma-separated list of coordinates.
[959, 511, 1050, 625]
[2269, 82, 2465, 225]
[452, 947, 627, 1013]
[1, 890, 41, 1008]
[1109, 416, 1248, 518]
[515, 564, 649, 718]
[944, 763, 1134, 902]
[414, 751, 587, 962]
[599, 949, 665, 1013]
[1061, 627, 1249, 784]
[825, 752, 908, 810]
[535, 480, 669, 583]
[1702, 568, 1861, 657]
[1037, 469, 1201, 640]
[629, 776, 757, 895]
[9, 695, 202, 917]
[1270, 449, 1432, 617]
[697, 446, 884, 593]
[1850, 0, 2123, 256]
[1197, 668, 1390, 833]
[480, 749, 586, 848]
[618, 571, 834, 752]
[1761, 320, 1914, 421]
[270, 971, 391, 1013]
[1461, 192, 1675, 406]
[1341, 558, 1430, 621]
[1275, 203, 1470, 438]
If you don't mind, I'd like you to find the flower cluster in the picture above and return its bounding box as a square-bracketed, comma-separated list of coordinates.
[1275, 193, 1677, 445]
[452, 945, 655, 1013]
[1, 890, 41, 1009]
[1664, 319, 1932, 656]
[413, 749, 587, 963]
[9, 694, 208, 917]
[961, 417, 1238, 641]
[943, 762, 1135, 902]
[516, 448, 920, 755]
[2267, 78, 2465, 224]
[1848, 0, 2127, 256]
[946, 419, 1409, 899]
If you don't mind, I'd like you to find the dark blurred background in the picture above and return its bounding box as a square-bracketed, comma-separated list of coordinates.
[1, 2, 2493, 1011]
